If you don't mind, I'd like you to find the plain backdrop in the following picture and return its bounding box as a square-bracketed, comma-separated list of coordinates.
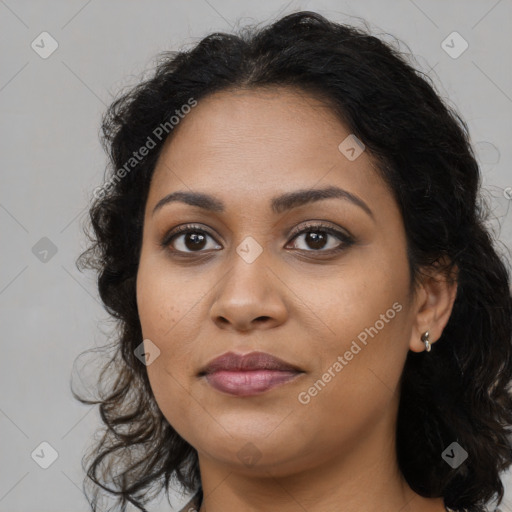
[1, 1, 511, 511]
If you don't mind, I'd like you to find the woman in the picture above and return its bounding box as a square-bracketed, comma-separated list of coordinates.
[75, 10, 512, 512]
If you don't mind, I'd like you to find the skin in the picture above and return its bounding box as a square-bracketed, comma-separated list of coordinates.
[136, 87, 458, 512]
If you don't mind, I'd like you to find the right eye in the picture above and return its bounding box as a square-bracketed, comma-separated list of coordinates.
[162, 224, 222, 254]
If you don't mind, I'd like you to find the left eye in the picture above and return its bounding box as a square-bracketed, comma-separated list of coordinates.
[287, 225, 352, 252]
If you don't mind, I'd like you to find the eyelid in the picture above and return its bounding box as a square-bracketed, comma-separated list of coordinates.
[287, 220, 353, 240]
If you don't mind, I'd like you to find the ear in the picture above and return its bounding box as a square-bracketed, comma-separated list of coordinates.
[409, 259, 458, 353]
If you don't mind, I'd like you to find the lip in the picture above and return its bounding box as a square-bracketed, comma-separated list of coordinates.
[198, 351, 305, 397]
[199, 351, 303, 374]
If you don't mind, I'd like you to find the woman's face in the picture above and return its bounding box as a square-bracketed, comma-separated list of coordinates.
[136, 87, 430, 477]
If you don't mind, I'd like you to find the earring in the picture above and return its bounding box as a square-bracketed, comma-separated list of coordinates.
[421, 331, 431, 352]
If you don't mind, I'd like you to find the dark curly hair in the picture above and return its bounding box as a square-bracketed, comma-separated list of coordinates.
[74, 10, 512, 512]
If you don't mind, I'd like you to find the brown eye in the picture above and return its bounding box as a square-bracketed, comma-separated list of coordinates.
[163, 225, 221, 253]
[287, 224, 353, 253]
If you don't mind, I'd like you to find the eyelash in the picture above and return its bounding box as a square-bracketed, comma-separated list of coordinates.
[161, 222, 354, 258]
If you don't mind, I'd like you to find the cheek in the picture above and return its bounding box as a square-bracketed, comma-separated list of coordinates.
[296, 300, 408, 445]
[136, 254, 201, 340]
[315, 254, 406, 345]
[303, 247, 410, 402]
[135, 258, 209, 433]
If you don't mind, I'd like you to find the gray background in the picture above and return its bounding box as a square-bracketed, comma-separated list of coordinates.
[1, 0, 511, 511]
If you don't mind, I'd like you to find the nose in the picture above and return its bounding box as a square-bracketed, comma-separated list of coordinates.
[209, 253, 288, 332]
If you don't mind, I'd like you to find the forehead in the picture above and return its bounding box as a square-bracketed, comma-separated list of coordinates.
[147, 86, 389, 215]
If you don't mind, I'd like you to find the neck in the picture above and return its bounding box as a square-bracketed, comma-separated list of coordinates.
[196, 404, 446, 512]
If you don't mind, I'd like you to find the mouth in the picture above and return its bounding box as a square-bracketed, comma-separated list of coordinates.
[198, 351, 305, 397]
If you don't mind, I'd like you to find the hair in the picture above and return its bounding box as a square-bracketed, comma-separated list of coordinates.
[75, 10, 512, 512]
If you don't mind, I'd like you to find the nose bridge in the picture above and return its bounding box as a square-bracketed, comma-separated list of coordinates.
[221, 238, 272, 303]
[210, 238, 287, 330]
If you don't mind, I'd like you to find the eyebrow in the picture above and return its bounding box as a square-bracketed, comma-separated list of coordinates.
[152, 185, 374, 219]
